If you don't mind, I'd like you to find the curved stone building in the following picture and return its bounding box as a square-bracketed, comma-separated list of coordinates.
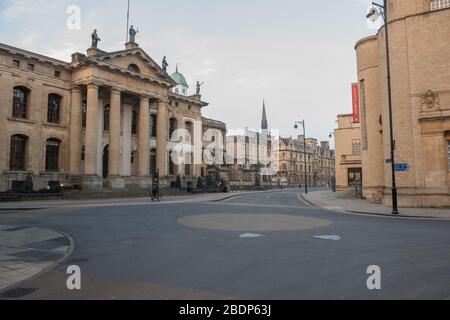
[355, 0, 450, 207]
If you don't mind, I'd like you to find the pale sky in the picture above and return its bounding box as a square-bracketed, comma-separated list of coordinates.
[0, 0, 376, 145]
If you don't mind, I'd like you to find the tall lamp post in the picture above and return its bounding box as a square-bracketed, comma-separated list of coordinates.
[294, 120, 308, 194]
[367, 1, 399, 215]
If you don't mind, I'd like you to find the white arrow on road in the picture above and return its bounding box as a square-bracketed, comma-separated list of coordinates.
[314, 235, 341, 241]
[239, 233, 264, 238]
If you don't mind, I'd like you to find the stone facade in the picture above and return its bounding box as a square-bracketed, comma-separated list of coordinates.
[334, 114, 362, 190]
[354, 0, 450, 207]
[277, 136, 335, 188]
[0, 39, 222, 192]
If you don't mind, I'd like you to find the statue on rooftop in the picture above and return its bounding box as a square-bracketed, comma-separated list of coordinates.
[162, 56, 168, 72]
[196, 81, 204, 95]
[91, 29, 101, 48]
[129, 25, 138, 43]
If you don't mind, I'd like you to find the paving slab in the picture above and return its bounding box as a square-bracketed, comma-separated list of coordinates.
[0, 225, 74, 292]
[301, 190, 450, 219]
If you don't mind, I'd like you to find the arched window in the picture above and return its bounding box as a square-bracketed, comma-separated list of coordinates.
[127, 64, 140, 73]
[12, 86, 29, 119]
[82, 101, 87, 128]
[103, 104, 110, 131]
[45, 138, 60, 172]
[10, 134, 28, 171]
[47, 94, 61, 123]
[169, 118, 178, 140]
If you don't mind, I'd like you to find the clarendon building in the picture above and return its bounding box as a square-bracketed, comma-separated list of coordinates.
[352, 0, 450, 207]
[0, 33, 225, 191]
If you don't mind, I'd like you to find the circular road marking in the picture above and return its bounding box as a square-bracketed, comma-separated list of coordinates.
[178, 214, 332, 232]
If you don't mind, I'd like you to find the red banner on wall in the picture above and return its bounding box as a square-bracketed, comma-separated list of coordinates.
[351, 83, 360, 123]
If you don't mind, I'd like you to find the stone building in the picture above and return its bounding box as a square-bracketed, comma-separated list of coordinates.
[354, 0, 450, 207]
[0, 32, 223, 192]
[277, 136, 335, 188]
[225, 102, 335, 189]
[334, 114, 362, 190]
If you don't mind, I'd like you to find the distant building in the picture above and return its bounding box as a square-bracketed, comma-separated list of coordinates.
[277, 136, 335, 188]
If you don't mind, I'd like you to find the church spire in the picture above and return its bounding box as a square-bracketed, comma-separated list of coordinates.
[261, 99, 268, 130]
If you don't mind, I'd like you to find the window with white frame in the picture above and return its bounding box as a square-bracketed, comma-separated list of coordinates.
[431, 0, 450, 10]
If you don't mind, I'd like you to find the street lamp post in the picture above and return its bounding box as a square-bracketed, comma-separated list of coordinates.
[367, 1, 399, 215]
[294, 120, 308, 194]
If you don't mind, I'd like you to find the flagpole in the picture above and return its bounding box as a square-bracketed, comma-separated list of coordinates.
[126, 0, 130, 42]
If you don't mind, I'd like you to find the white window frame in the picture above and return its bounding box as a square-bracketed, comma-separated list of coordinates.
[431, 0, 450, 11]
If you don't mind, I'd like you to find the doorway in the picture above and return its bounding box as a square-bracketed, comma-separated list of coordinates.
[103, 145, 109, 179]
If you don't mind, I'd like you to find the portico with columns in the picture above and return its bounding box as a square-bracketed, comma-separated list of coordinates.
[0, 25, 218, 194]
[65, 33, 208, 191]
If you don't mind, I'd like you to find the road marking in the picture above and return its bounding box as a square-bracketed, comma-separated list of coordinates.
[314, 235, 341, 241]
[239, 233, 264, 238]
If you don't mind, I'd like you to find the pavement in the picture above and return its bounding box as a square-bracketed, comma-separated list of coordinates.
[0, 189, 450, 299]
[301, 190, 450, 219]
[0, 190, 274, 211]
[0, 225, 73, 293]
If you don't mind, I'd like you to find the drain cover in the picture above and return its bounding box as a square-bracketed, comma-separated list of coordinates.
[1, 287, 37, 298]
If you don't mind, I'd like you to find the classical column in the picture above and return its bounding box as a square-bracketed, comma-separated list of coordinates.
[106, 88, 124, 188]
[138, 96, 150, 187]
[69, 86, 82, 177]
[83, 83, 102, 189]
[156, 99, 168, 176]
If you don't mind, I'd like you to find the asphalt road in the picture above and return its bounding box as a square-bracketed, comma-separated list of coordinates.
[1, 189, 450, 300]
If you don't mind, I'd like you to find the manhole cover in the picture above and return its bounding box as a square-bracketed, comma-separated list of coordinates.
[1, 287, 37, 298]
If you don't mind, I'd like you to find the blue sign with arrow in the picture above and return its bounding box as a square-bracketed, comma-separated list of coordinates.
[395, 163, 411, 172]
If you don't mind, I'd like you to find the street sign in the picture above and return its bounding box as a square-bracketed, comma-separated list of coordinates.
[395, 163, 411, 172]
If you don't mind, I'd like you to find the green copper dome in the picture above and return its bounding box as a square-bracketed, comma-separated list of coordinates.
[170, 68, 188, 87]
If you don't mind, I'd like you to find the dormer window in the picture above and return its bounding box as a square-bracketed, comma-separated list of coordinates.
[127, 64, 140, 73]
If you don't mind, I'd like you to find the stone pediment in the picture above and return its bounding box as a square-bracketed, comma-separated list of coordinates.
[82, 48, 176, 87]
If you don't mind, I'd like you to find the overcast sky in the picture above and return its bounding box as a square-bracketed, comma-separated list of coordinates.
[0, 0, 376, 145]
